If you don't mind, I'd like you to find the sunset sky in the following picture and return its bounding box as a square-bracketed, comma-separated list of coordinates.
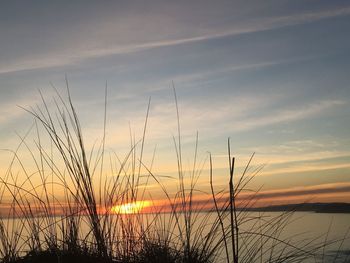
[0, 0, 350, 206]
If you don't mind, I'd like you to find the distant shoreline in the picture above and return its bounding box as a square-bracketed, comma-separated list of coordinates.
[241, 202, 350, 213]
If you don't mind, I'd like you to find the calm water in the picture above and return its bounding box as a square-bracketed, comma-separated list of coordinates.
[164, 211, 350, 262]
[1, 212, 349, 262]
[236, 212, 350, 262]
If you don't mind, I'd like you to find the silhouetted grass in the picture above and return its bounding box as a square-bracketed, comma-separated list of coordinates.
[0, 85, 348, 263]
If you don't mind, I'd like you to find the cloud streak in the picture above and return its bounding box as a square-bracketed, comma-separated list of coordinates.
[229, 100, 346, 132]
[1, 6, 350, 74]
[226, 182, 350, 202]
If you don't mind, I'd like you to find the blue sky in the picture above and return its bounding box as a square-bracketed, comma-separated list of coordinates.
[1, 0, 350, 204]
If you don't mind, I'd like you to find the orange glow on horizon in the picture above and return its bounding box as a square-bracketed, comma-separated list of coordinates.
[110, 201, 151, 214]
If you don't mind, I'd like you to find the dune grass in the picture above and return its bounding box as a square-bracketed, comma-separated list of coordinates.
[0, 86, 348, 263]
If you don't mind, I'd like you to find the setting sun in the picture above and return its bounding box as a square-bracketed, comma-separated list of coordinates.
[110, 201, 151, 214]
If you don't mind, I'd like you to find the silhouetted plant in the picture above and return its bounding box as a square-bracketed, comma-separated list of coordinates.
[0, 84, 348, 263]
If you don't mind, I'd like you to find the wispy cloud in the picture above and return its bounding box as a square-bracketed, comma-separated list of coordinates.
[261, 162, 350, 177]
[239, 182, 350, 200]
[176, 99, 345, 137]
[1, 6, 349, 74]
[110, 98, 346, 147]
[229, 100, 346, 132]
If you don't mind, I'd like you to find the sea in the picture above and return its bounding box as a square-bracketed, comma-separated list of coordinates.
[1, 212, 349, 262]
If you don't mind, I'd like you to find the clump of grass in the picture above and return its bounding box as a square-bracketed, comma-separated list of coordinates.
[0, 84, 348, 263]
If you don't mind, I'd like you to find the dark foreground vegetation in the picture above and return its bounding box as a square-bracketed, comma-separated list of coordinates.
[1, 86, 349, 263]
[13, 250, 113, 263]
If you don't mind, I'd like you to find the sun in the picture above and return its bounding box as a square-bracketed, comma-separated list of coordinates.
[110, 200, 151, 214]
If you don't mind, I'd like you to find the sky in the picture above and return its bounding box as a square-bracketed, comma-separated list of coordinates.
[0, 0, 350, 206]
